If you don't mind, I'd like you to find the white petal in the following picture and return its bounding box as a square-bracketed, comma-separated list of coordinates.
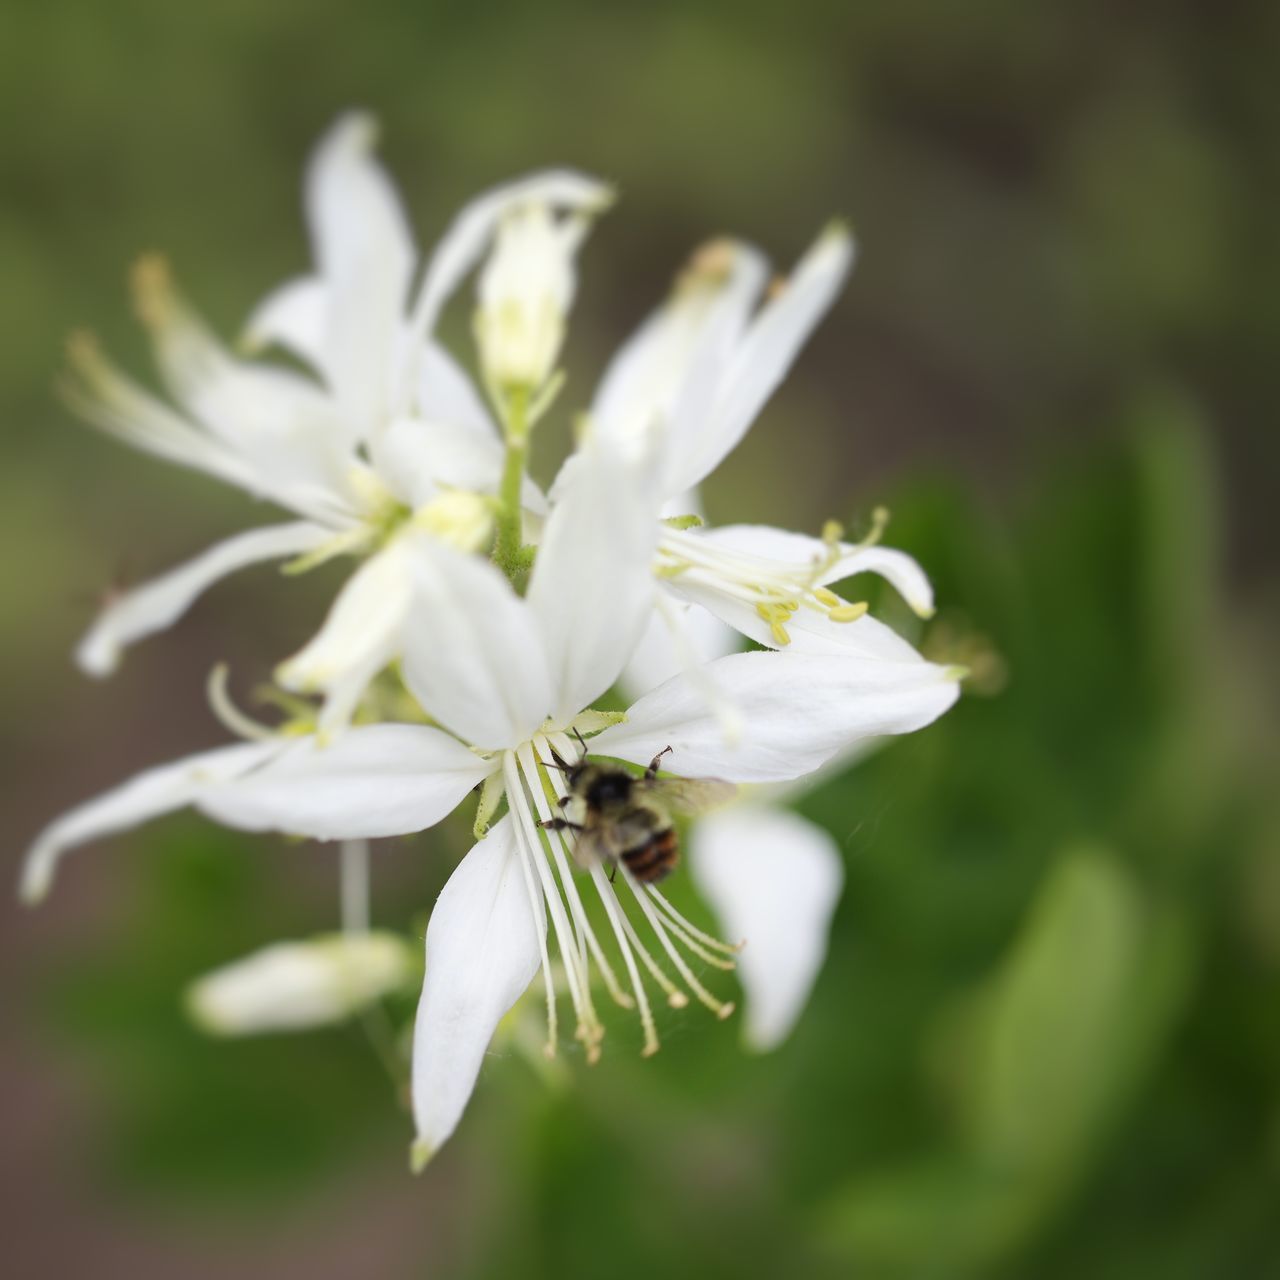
[618, 599, 739, 699]
[19, 740, 283, 904]
[306, 112, 416, 435]
[670, 226, 855, 493]
[76, 522, 331, 678]
[592, 650, 960, 783]
[527, 440, 661, 723]
[591, 241, 768, 471]
[188, 932, 416, 1035]
[373, 416, 544, 514]
[691, 805, 843, 1050]
[277, 541, 411, 695]
[241, 276, 329, 370]
[415, 340, 499, 439]
[402, 539, 553, 750]
[197, 724, 492, 840]
[399, 169, 611, 404]
[410, 815, 545, 1166]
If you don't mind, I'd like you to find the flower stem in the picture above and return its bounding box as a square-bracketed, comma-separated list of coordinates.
[493, 386, 531, 584]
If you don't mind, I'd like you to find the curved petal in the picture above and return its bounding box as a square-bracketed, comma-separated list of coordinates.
[19, 740, 283, 904]
[402, 539, 552, 751]
[670, 225, 855, 493]
[592, 650, 960, 783]
[398, 169, 612, 406]
[410, 815, 545, 1167]
[690, 805, 843, 1051]
[188, 932, 416, 1035]
[77, 521, 331, 678]
[276, 541, 411, 696]
[241, 275, 329, 370]
[527, 440, 661, 724]
[306, 112, 416, 436]
[197, 724, 492, 840]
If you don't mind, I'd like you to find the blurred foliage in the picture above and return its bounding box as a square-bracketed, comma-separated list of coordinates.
[4, 0, 1279, 1277]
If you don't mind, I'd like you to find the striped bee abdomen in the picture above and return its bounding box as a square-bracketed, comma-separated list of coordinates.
[621, 827, 680, 884]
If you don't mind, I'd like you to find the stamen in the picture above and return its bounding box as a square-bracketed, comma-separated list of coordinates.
[621, 870, 736, 1020]
[519, 742, 634, 1014]
[206, 663, 279, 742]
[610, 897, 691, 1007]
[507, 791, 560, 1058]
[588, 865, 662, 1056]
[503, 753, 603, 1055]
[647, 885, 744, 954]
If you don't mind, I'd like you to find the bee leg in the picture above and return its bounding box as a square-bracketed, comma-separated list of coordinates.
[644, 746, 674, 780]
[608, 865, 617, 885]
[538, 817, 583, 832]
[572, 727, 589, 760]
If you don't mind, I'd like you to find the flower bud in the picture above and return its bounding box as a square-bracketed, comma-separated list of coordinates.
[474, 203, 587, 395]
[186, 932, 415, 1035]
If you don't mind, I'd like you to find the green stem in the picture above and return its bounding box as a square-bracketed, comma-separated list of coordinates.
[493, 386, 530, 583]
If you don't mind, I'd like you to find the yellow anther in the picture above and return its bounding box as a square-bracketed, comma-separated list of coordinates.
[680, 238, 737, 289]
[130, 253, 174, 329]
[821, 519, 845, 545]
[770, 622, 792, 646]
[814, 587, 841, 608]
[860, 506, 890, 547]
[829, 601, 869, 623]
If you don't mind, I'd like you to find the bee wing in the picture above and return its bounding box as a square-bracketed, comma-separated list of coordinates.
[642, 775, 737, 816]
[565, 826, 611, 871]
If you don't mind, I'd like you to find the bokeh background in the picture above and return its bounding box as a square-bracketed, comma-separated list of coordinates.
[3, 2, 1278, 1276]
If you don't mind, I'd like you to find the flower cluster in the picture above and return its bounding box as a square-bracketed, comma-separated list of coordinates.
[22, 114, 961, 1168]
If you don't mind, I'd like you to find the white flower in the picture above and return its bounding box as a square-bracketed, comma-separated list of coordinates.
[21, 442, 960, 1165]
[67, 112, 609, 729]
[186, 931, 416, 1036]
[570, 226, 939, 728]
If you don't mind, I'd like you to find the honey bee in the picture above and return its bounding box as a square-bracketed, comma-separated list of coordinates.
[539, 738, 736, 884]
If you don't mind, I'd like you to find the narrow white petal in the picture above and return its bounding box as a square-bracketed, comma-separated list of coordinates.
[411, 815, 545, 1166]
[400, 169, 611, 403]
[277, 541, 411, 696]
[691, 805, 843, 1050]
[306, 112, 416, 435]
[76, 522, 331, 678]
[241, 276, 329, 369]
[19, 740, 283, 904]
[670, 226, 855, 493]
[591, 241, 768, 473]
[401, 539, 553, 750]
[592, 650, 960, 783]
[527, 440, 661, 723]
[197, 725, 492, 840]
[188, 932, 416, 1035]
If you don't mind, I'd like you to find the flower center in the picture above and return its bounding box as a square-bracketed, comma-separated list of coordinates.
[655, 517, 883, 646]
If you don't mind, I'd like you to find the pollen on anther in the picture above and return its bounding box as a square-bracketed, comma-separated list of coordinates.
[829, 602, 869, 624]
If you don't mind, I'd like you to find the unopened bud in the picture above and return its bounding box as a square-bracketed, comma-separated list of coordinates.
[475, 203, 587, 394]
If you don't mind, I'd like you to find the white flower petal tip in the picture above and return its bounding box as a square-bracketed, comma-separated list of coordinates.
[691, 806, 843, 1052]
[185, 932, 416, 1037]
[409, 1138, 435, 1175]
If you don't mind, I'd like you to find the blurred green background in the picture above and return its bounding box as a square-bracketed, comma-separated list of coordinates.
[3, 1, 1278, 1276]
